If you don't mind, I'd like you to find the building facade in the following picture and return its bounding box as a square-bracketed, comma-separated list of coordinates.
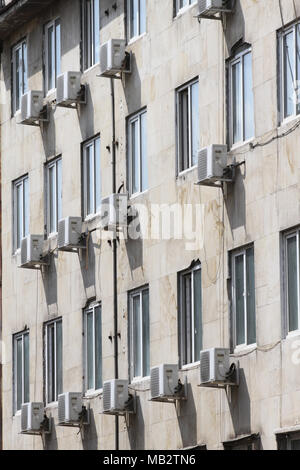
[1, 0, 300, 450]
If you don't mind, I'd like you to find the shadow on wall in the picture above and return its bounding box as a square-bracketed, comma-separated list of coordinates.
[82, 408, 99, 450]
[79, 235, 97, 290]
[223, 0, 246, 55]
[127, 396, 145, 450]
[41, 253, 58, 313]
[44, 417, 58, 450]
[123, 53, 142, 116]
[224, 166, 246, 233]
[177, 383, 198, 448]
[125, 207, 144, 272]
[78, 84, 95, 142]
[227, 368, 251, 438]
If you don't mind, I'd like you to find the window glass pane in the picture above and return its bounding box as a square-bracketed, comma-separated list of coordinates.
[56, 321, 63, 398]
[16, 338, 23, 410]
[48, 25, 54, 91]
[235, 254, 245, 346]
[95, 138, 101, 213]
[284, 31, 295, 118]
[191, 81, 199, 166]
[133, 295, 142, 377]
[246, 247, 256, 345]
[291, 439, 300, 450]
[49, 165, 56, 233]
[47, 324, 55, 402]
[94, 0, 100, 63]
[23, 333, 29, 404]
[232, 61, 242, 144]
[243, 52, 254, 141]
[193, 268, 202, 361]
[17, 183, 23, 249]
[140, 0, 146, 35]
[15, 47, 21, 111]
[86, 311, 94, 390]
[142, 290, 150, 377]
[287, 236, 298, 332]
[55, 20, 61, 79]
[131, 119, 139, 194]
[179, 88, 189, 171]
[140, 112, 148, 192]
[183, 273, 192, 365]
[296, 25, 300, 114]
[57, 159, 62, 225]
[24, 178, 29, 237]
[88, 145, 94, 215]
[130, 0, 138, 38]
[22, 42, 27, 94]
[95, 306, 102, 390]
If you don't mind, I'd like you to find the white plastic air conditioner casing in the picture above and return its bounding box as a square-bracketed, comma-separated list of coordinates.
[198, 0, 233, 16]
[19, 234, 45, 269]
[19, 90, 44, 124]
[100, 193, 128, 230]
[200, 348, 230, 385]
[21, 402, 44, 434]
[150, 364, 179, 400]
[58, 392, 83, 425]
[57, 216, 83, 251]
[103, 379, 129, 414]
[197, 144, 228, 184]
[99, 39, 127, 77]
[56, 71, 82, 107]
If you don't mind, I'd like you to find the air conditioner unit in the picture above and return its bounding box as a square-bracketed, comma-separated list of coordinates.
[150, 364, 179, 400]
[21, 402, 44, 434]
[19, 234, 46, 269]
[18, 90, 44, 125]
[99, 39, 130, 77]
[103, 379, 130, 415]
[56, 71, 84, 107]
[198, 0, 233, 16]
[200, 348, 238, 387]
[100, 193, 128, 231]
[197, 144, 228, 185]
[57, 216, 84, 252]
[58, 392, 87, 426]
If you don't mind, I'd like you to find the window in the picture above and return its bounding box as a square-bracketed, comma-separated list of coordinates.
[13, 331, 29, 413]
[279, 22, 300, 121]
[82, 136, 101, 218]
[283, 228, 300, 334]
[277, 431, 300, 450]
[224, 434, 260, 450]
[175, 0, 197, 15]
[231, 246, 256, 349]
[127, 0, 146, 41]
[176, 79, 199, 173]
[12, 39, 27, 114]
[44, 18, 61, 93]
[45, 319, 63, 404]
[128, 109, 148, 195]
[228, 47, 254, 146]
[129, 286, 150, 380]
[178, 263, 202, 367]
[46, 157, 62, 235]
[13, 175, 29, 252]
[82, 0, 100, 71]
[83, 303, 102, 392]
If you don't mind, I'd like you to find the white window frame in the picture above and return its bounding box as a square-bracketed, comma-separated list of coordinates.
[127, 0, 146, 41]
[129, 286, 150, 382]
[128, 109, 147, 196]
[176, 78, 199, 174]
[278, 22, 300, 123]
[175, 0, 197, 15]
[82, 135, 101, 219]
[13, 175, 29, 252]
[12, 39, 27, 114]
[179, 263, 202, 367]
[46, 157, 62, 236]
[283, 228, 300, 335]
[228, 47, 254, 147]
[82, 0, 100, 71]
[83, 302, 102, 394]
[231, 246, 256, 350]
[44, 18, 61, 94]
[13, 330, 29, 414]
[45, 318, 63, 404]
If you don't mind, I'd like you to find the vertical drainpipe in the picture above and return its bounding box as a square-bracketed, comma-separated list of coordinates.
[0, 39, 2, 451]
[110, 77, 119, 451]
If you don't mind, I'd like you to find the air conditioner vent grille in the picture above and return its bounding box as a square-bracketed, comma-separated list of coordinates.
[150, 367, 160, 398]
[198, 148, 208, 181]
[57, 219, 65, 249]
[58, 394, 65, 423]
[100, 43, 108, 75]
[200, 350, 211, 383]
[21, 237, 28, 265]
[103, 382, 112, 412]
[21, 404, 28, 432]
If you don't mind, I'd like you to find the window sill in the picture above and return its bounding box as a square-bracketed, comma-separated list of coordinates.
[82, 62, 99, 76]
[84, 388, 103, 399]
[180, 360, 200, 371]
[174, 3, 197, 20]
[128, 32, 147, 46]
[13, 410, 22, 418]
[129, 376, 150, 390]
[45, 401, 58, 410]
[286, 330, 300, 340]
[230, 137, 254, 153]
[232, 343, 257, 356]
[279, 114, 300, 131]
[129, 189, 149, 201]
